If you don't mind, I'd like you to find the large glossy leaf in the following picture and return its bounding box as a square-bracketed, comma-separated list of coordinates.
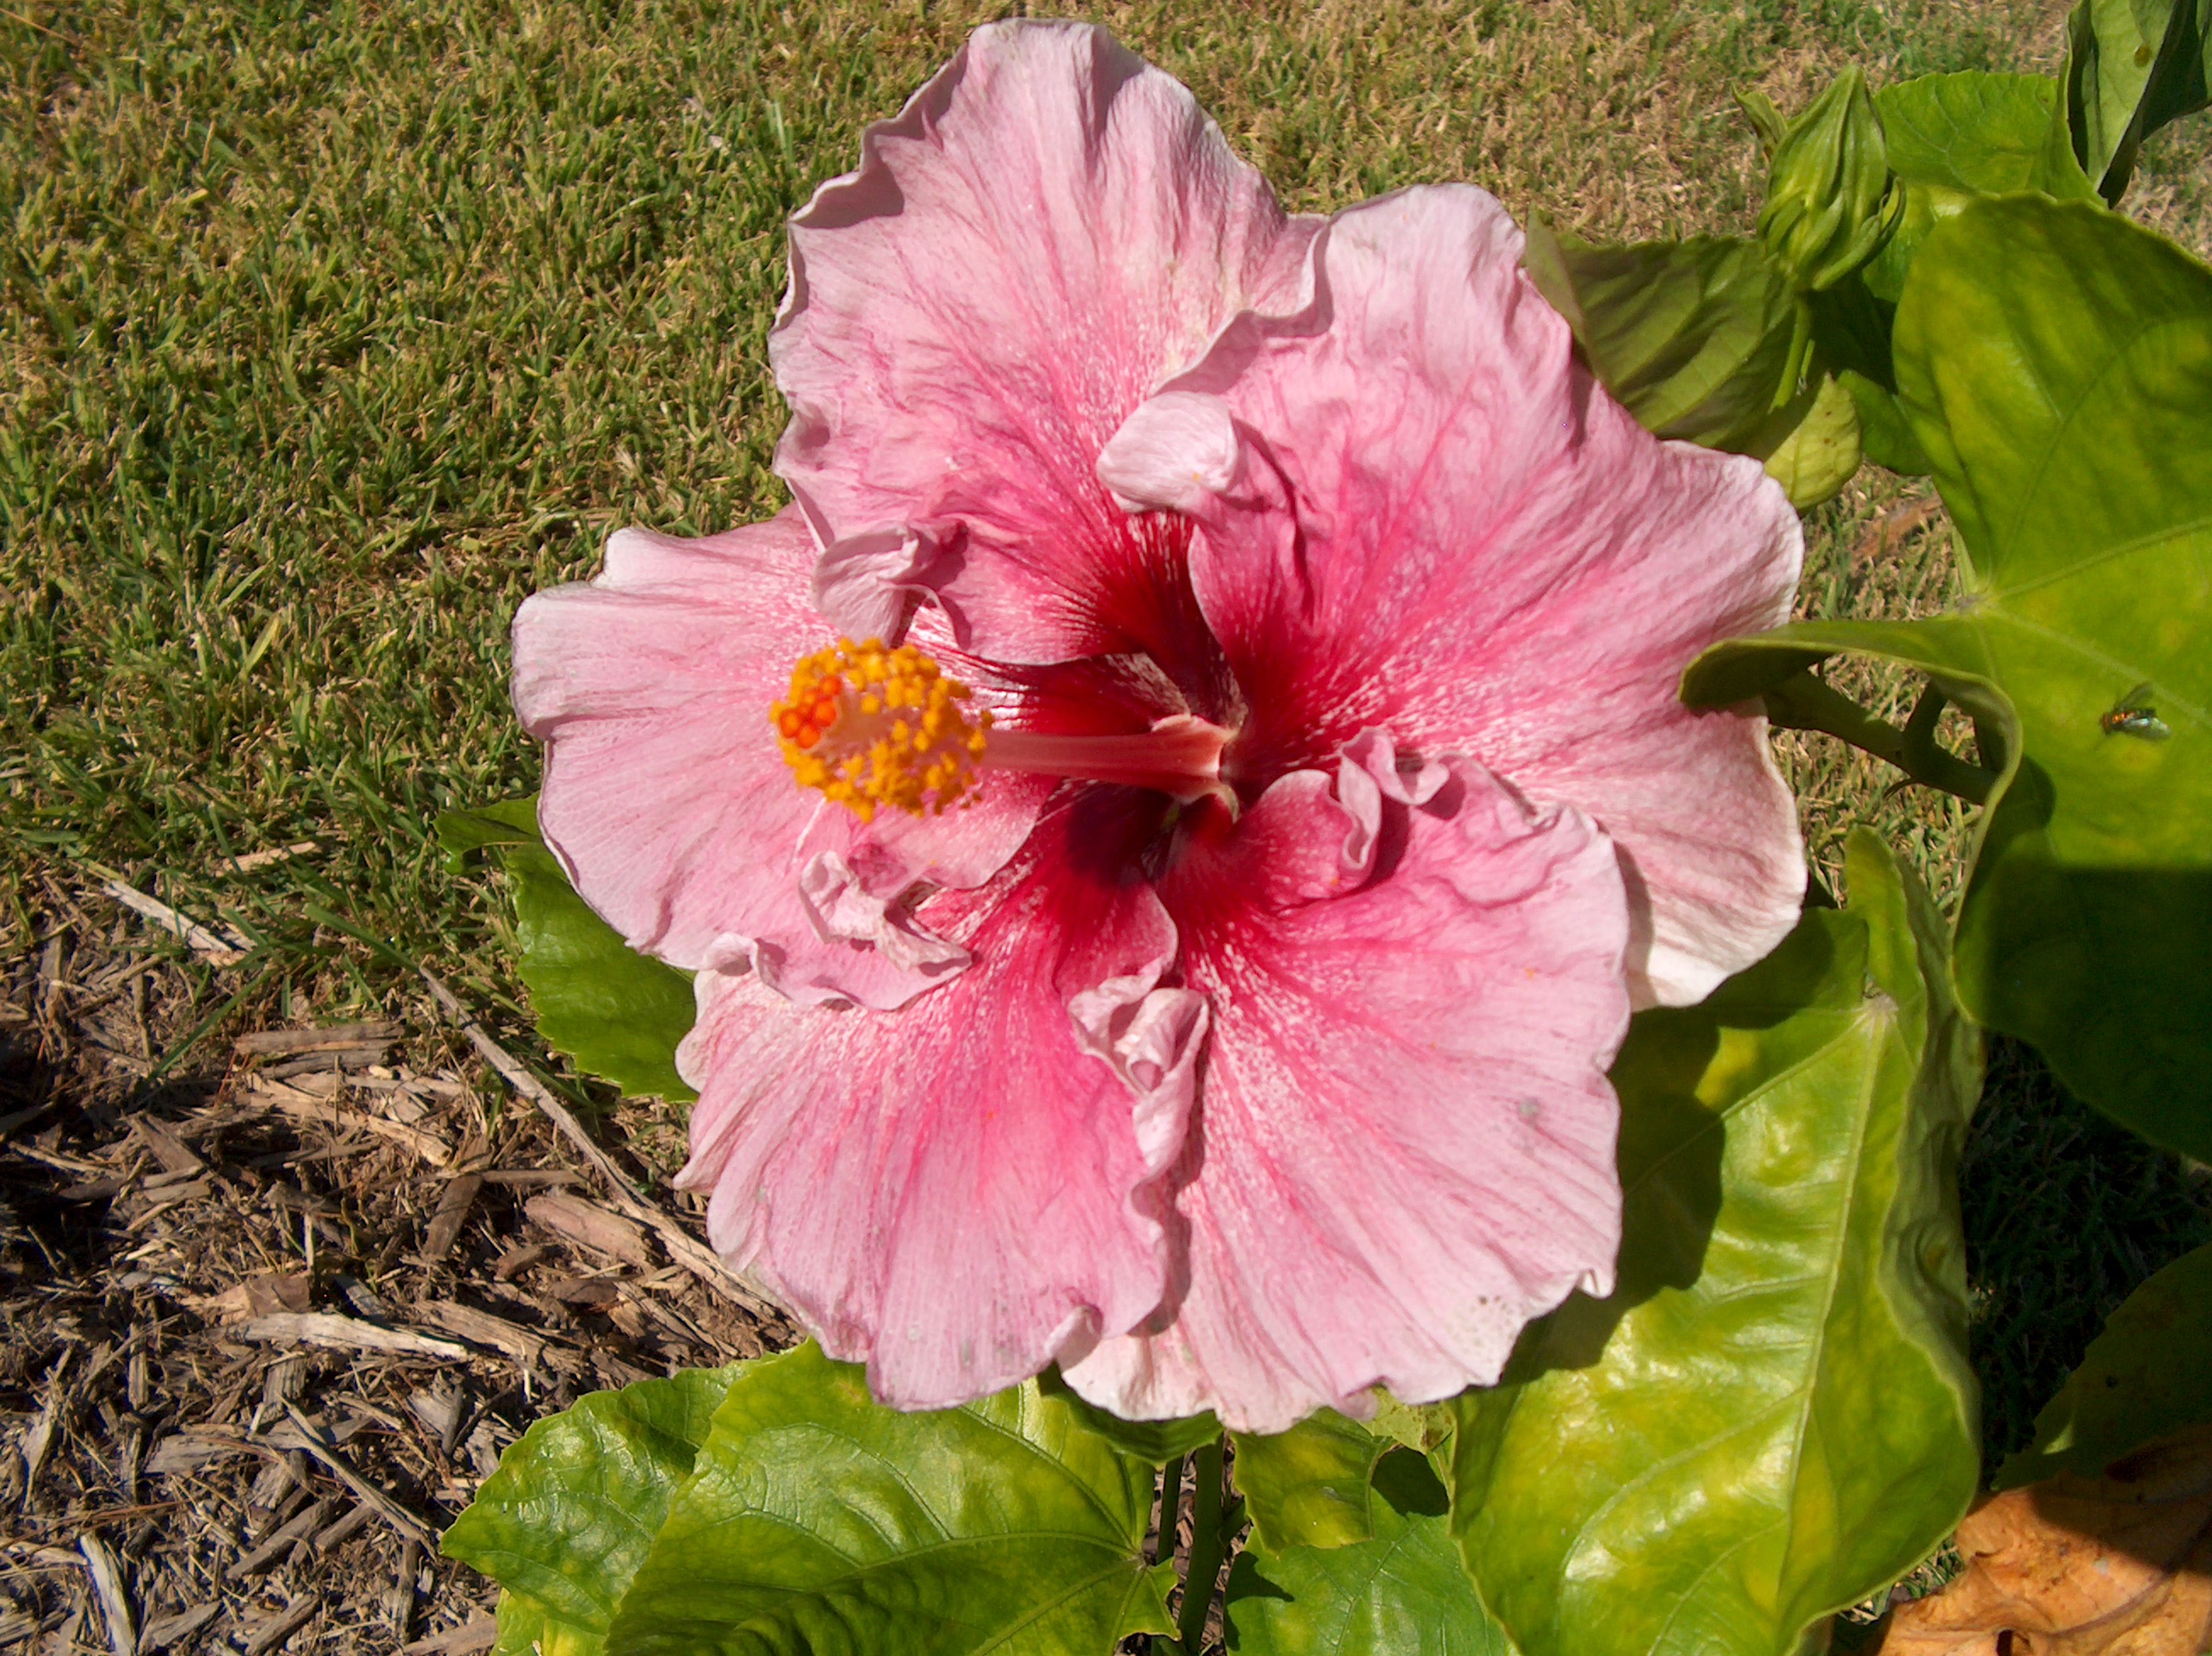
[1450, 833, 1981, 1656]
[1757, 69, 1900, 292]
[443, 1365, 746, 1656]
[2059, 0, 2211, 201]
[1995, 1241, 2212, 1490]
[1226, 1450, 1509, 1656]
[1232, 1411, 1397, 1552]
[438, 798, 697, 1103]
[1521, 221, 1813, 455]
[1684, 197, 2212, 1160]
[1036, 1368, 1221, 1465]
[1860, 72, 2099, 307]
[604, 1342, 1176, 1655]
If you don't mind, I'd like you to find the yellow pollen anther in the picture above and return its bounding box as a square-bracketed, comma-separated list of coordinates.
[770, 638, 989, 822]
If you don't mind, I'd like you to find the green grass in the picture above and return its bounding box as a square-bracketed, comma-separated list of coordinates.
[3, 0, 2207, 1469]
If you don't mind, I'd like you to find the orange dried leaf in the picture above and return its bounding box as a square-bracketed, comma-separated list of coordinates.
[1874, 1424, 2212, 1656]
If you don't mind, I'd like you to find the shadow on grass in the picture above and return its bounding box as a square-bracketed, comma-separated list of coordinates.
[1962, 1034, 2212, 1471]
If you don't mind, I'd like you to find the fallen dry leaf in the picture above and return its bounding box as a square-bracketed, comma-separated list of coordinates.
[198, 1269, 313, 1323]
[1875, 1424, 2212, 1656]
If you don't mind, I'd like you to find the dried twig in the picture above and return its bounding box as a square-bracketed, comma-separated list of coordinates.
[419, 968, 780, 1320]
[233, 1021, 399, 1059]
[99, 881, 250, 965]
[218, 841, 320, 874]
[237, 1312, 472, 1362]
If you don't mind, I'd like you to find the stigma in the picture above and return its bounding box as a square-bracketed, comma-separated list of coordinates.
[774, 639, 1236, 821]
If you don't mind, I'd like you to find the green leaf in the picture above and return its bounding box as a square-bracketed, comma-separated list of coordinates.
[1684, 197, 2212, 1161]
[1522, 220, 1814, 455]
[1876, 71, 2097, 198]
[1840, 370, 1932, 476]
[1762, 372, 1863, 507]
[1995, 1241, 2212, 1489]
[2059, 0, 2211, 202]
[1226, 1450, 1509, 1656]
[438, 798, 698, 1103]
[1036, 1366, 1221, 1464]
[1859, 74, 2096, 309]
[1450, 833, 1981, 1656]
[1232, 1411, 1395, 1552]
[1757, 69, 1901, 291]
[605, 1342, 1176, 1655]
[444, 1365, 748, 1656]
[436, 796, 545, 866]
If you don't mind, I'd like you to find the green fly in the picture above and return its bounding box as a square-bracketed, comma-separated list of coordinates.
[2101, 682, 2171, 741]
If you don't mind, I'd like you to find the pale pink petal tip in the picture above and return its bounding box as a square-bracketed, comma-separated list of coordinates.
[769, 18, 1317, 661]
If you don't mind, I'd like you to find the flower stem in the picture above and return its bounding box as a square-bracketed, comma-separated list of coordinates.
[1177, 1439, 1226, 1655]
[1762, 669, 1994, 804]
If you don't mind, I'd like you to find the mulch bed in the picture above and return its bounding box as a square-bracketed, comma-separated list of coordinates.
[2, 882, 795, 1654]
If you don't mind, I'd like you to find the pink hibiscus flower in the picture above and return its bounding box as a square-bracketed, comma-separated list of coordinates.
[510, 22, 1804, 1432]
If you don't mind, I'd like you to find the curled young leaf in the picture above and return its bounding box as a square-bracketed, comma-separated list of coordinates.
[1521, 220, 1813, 455]
[1763, 372, 1863, 506]
[1451, 833, 1980, 1656]
[1232, 1411, 1396, 1552]
[2058, 0, 2212, 203]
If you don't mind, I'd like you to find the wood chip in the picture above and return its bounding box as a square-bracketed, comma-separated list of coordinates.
[311, 1502, 375, 1551]
[416, 1300, 545, 1367]
[401, 1614, 500, 1655]
[259, 1045, 395, 1080]
[145, 1428, 252, 1479]
[238, 1593, 320, 1656]
[527, 1191, 651, 1267]
[389, 1536, 422, 1638]
[128, 1117, 203, 1175]
[20, 1350, 71, 1487]
[231, 1497, 331, 1577]
[237, 1312, 472, 1361]
[278, 1403, 437, 1550]
[234, 1021, 400, 1058]
[491, 1243, 549, 1281]
[100, 880, 250, 965]
[77, 1532, 137, 1656]
[249, 1079, 452, 1166]
[421, 1174, 482, 1263]
[140, 1603, 218, 1651]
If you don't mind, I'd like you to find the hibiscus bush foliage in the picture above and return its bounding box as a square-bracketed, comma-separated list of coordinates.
[436, 4, 2212, 1653]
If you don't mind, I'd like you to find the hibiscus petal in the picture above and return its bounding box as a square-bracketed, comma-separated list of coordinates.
[674, 794, 1202, 1408]
[770, 20, 1316, 663]
[1064, 753, 1631, 1434]
[511, 508, 1043, 987]
[1103, 186, 1805, 1006]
